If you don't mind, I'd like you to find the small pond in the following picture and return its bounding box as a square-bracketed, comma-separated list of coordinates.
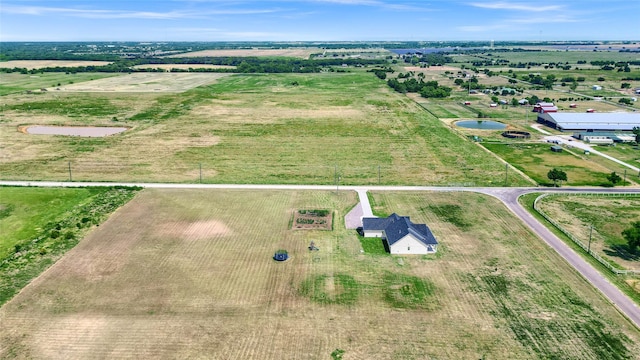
[455, 120, 506, 130]
[24, 126, 128, 137]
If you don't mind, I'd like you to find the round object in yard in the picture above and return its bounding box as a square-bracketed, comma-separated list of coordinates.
[273, 250, 289, 261]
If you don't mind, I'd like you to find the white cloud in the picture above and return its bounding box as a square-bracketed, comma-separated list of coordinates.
[508, 15, 578, 24]
[467, 1, 563, 12]
[167, 27, 292, 40]
[0, 4, 277, 20]
[308, 0, 431, 11]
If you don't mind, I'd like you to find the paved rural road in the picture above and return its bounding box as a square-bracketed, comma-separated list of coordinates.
[2, 180, 640, 329]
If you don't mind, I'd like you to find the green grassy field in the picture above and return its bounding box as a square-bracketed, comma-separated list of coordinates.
[0, 73, 118, 96]
[489, 50, 640, 64]
[1, 189, 638, 359]
[0, 187, 98, 259]
[537, 194, 640, 271]
[0, 72, 530, 186]
[482, 142, 629, 186]
[0, 186, 139, 305]
[597, 144, 640, 167]
[519, 193, 640, 305]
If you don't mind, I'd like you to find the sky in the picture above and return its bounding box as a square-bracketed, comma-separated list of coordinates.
[1, 0, 639, 42]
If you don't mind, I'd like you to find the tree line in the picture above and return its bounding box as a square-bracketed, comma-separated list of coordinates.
[386, 78, 451, 98]
[0, 57, 388, 75]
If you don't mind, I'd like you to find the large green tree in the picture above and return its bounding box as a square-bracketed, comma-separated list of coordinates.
[622, 222, 640, 253]
[547, 168, 567, 187]
[632, 127, 640, 143]
[607, 172, 622, 186]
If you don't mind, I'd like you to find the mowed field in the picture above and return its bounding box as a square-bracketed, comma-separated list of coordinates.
[0, 72, 530, 186]
[1, 189, 638, 359]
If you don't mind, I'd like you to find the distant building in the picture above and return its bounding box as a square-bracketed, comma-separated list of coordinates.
[550, 145, 563, 152]
[592, 85, 603, 91]
[573, 132, 635, 143]
[533, 102, 558, 113]
[538, 112, 640, 131]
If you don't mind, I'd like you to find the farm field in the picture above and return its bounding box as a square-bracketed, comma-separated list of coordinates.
[536, 194, 640, 272]
[1, 189, 638, 359]
[0, 72, 119, 96]
[48, 72, 231, 92]
[482, 142, 631, 186]
[0, 60, 112, 69]
[133, 64, 236, 71]
[0, 72, 530, 186]
[166, 48, 320, 58]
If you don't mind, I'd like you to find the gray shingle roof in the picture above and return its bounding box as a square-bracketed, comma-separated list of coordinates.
[363, 213, 438, 247]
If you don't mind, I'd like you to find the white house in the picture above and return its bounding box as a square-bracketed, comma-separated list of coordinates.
[592, 85, 603, 91]
[362, 213, 438, 255]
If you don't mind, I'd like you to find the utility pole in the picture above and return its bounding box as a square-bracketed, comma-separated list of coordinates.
[199, 163, 202, 183]
[504, 163, 508, 185]
[68, 161, 72, 182]
[378, 165, 381, 185]
[337, 176, 341, 192]
[623, 169, 627, 186]
[588, 225, 593, 254]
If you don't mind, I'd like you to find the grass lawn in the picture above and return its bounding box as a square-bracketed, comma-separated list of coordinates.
[0, 72, 530, 186]
[0, 189, 638, 359]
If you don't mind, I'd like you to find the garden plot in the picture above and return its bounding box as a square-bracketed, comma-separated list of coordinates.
[51, 73, 231, 93]
[1, 189, 638, 359]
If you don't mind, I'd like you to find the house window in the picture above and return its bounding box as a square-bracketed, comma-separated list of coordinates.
[407, 246, 410, 251]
